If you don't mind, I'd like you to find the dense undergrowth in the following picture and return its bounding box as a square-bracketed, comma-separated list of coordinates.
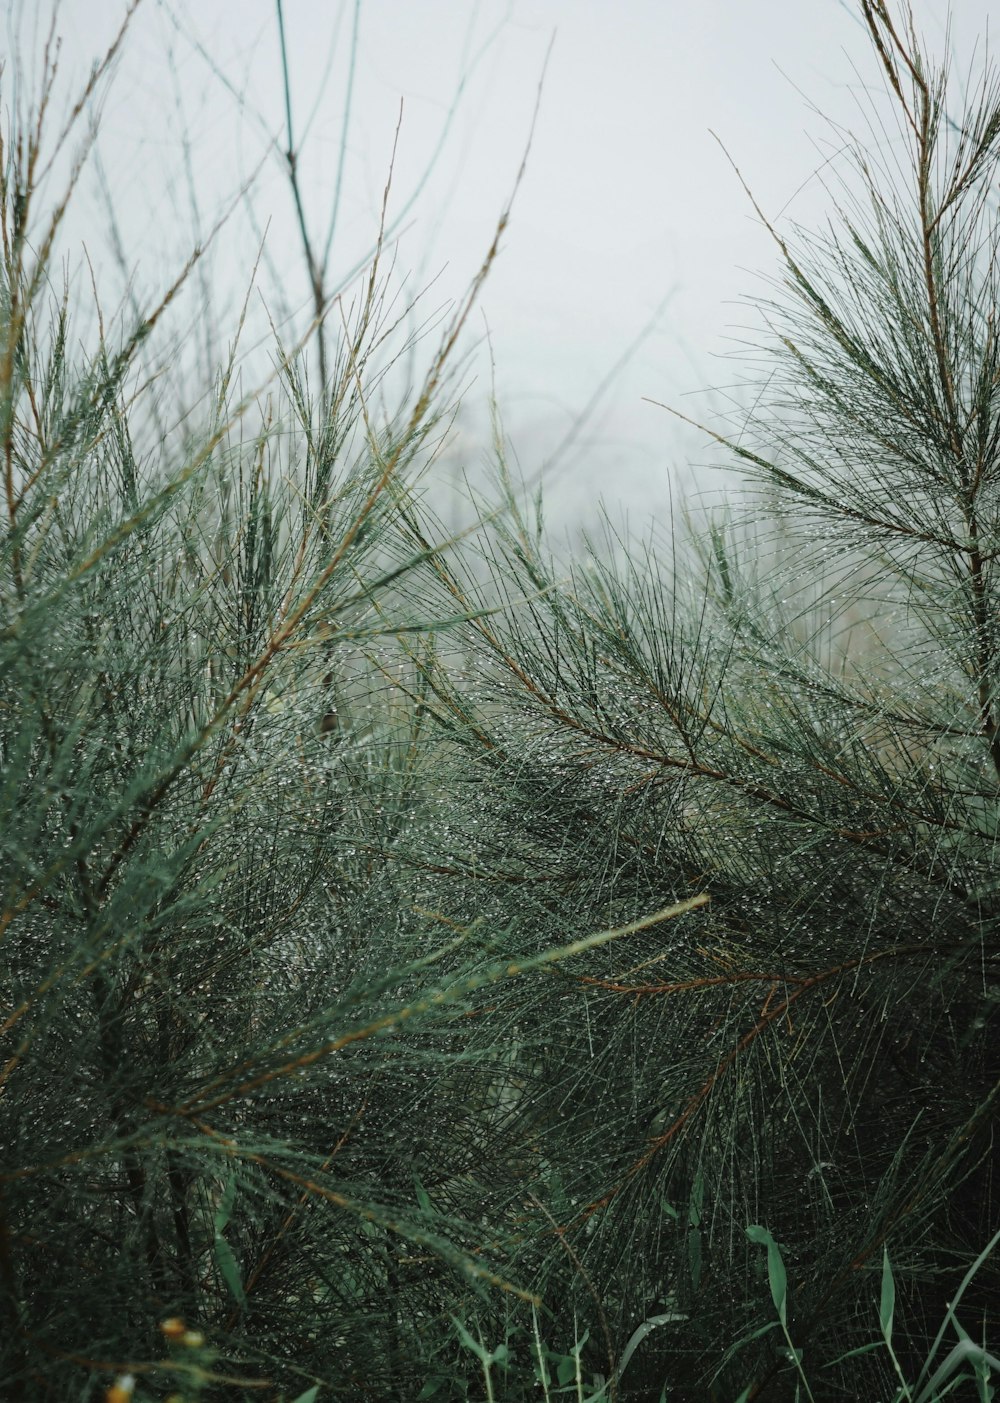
[2, 3, 999, 1400]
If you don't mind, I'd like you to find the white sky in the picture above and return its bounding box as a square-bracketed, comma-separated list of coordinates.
[5, 0, 985, 532]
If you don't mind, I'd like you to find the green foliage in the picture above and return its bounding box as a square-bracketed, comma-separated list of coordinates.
[735, 1224, 1000, 1403]
[2, 3, 1000, 1402]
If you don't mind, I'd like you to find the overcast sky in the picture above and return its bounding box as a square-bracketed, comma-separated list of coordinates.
[7, 0, 985, 531]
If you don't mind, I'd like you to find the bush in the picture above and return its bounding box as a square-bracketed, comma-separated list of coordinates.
[385, 3, 1000, 1395]
[2, 3, 999, 1401]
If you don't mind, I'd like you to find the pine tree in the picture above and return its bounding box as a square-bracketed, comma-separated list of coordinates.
[5, 3, 1000, 1401]
[1, 17, 635, 1399]
[389, 3, 1000, 1395]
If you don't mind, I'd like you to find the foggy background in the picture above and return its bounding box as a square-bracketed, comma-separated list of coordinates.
[4, 0, 982, 535]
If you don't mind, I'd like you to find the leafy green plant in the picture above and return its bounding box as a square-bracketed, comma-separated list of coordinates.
[733, 1225, 999, 1403]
